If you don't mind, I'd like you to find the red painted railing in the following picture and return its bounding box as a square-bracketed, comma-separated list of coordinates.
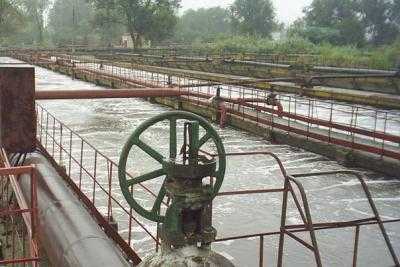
[36, 104, 160, 264]
[35, 103, 400, 266]
[45, 54, 400, 161]
[0, 150, 39, 266]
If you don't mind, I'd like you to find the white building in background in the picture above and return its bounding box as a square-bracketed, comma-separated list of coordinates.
[121, 33, 134, 48]
[121, 33, 150, 48]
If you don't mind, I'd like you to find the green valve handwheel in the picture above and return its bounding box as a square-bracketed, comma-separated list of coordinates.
[118, 111, 226, 223]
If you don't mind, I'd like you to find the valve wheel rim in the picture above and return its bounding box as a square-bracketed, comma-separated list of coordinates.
[118, 111, 226, 223]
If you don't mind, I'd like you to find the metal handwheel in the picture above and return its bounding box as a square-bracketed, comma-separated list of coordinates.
[118, 111, 226, 223]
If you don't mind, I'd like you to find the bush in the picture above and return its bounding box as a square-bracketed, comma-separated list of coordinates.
[271, 36, 315, 54]
[188, 36, 400, 70]
[191, 35, 315, 55]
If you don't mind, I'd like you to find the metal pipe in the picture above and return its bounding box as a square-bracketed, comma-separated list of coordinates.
[224, 59, 291, 68]
[35, 88, 184, 100]
[18, 153, 132, 267]
[314, 66, 396, 75]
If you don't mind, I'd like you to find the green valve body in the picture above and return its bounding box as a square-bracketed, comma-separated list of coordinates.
[161, 121, 217, 248]
[118, 111, 226, 249]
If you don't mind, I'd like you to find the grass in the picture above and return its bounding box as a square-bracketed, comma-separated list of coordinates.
[189, 36, 400, 70]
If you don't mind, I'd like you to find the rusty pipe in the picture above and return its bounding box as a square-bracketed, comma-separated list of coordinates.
[35, 88, 185, 100]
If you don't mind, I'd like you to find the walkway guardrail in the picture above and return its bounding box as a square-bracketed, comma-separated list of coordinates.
[17, 53, 398, 162]
[0, 149, 39, 266]
[35, 103, 400, 266]
[203, 151, 400, 267]
[35, 103, 160, 264]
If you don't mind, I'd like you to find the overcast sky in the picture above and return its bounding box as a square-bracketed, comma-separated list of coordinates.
[180, 0, 313, 25]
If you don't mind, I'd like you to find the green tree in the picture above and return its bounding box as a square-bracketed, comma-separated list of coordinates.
[90, 0, 181, 48]
[303, 0, 365, 46]
[287, 18, 338, 44]
[48, 0, 95, 46]
[392, 0, 400, 26]
[230, 0, 276, 37]
[0, 1, 22, 36]
[89, 0, 124, 46]
[360, 0, 399, 45]
[19, 0, 50, 44]
[0, 0, 27, 45]
[175, 7, 231, 43]
[302, 0, 400, 46]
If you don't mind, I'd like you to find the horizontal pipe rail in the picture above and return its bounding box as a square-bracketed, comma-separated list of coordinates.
[214, 218, 400, 242]
[35, 88, 184, 99]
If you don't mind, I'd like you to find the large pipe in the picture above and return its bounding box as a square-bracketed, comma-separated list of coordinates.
[35, 88, 184, 100]
[19, 153, 132, 267]
[230, 59, 398, 75]
[226, 59, 291, 69]
[313, 66, 397, 75]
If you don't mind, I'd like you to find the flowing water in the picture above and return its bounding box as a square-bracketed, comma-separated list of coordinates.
[2, 57, 400, 266]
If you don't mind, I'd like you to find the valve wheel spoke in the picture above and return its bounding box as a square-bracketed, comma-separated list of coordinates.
[126, 169, 165, 187]
[199, 131, 212, 148]
[136, 140, 164, 163]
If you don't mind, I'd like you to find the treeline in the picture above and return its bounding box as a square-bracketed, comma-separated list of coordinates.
[175, 0, 400, 69]
[291, 0, 400, 46]
[0, 0, 180, 47]
[0, 0, 49, 45]
[1, 0, 400, 52]
[176, 0, 400, 47]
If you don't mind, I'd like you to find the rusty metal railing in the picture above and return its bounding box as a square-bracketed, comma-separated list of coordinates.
[35, 103, 162, 264]
[286, 170, 400, 267]
[13, 52, 396, 161]
[0, 149, 39, 266]
[177, 90, 400, 161]
[35, 101, 400, 266]
[207, 151, 400, 267]
[36, 54, 400, 158]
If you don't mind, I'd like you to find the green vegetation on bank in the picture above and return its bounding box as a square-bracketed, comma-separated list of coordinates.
[188, 36, 400, 70]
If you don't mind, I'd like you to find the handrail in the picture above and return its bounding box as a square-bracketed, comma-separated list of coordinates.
[208, 152, 400, 267]
[0, 150, 39, 266]
[288, 170, 400, 266]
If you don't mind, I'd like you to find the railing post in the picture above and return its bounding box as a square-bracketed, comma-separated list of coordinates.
[259, 235, 264, 267]
[68, 131, 73, 176]
[92, 151, 98, 204]
[59, 124, 63, 163]
[352, 226, 360, 267]
[79, 140, 84, 190]
[328, 102, 333, 142]
[277, 177, 289, 267]
[381, 112, 388, 159]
